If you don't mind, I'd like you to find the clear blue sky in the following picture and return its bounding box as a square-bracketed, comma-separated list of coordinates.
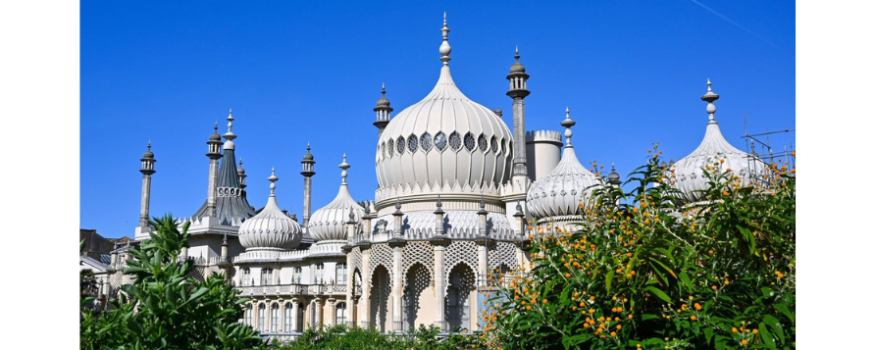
[81, 0, 795, 238]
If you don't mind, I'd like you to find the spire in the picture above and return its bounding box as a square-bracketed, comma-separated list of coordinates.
[439, 12, 452, 65]
[238, 159, 247, 189]
[374, 84, 393, 134]
[560, 107, 576, 148]
[339, 154, 350, 184]
[701, 79, 720, 122]
[140, 141, 156, 175]
[268, 167, 278, 196]
[608, 163, 621, 185]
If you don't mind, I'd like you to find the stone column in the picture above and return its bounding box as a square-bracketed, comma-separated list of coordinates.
[314, 298, 323, 330]
[359, 243, 372, 329]
[290, 298, 299, 333]
[391, 244, 403, 333]
[477, 242, 488, 287]
[430, 235, 449, 332]
[327, 298, 336, 328]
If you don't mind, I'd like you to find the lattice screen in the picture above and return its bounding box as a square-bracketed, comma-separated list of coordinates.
[368, 243, 394, 283]
[444, 240, 478, 286]
[402, 241, 434, 285]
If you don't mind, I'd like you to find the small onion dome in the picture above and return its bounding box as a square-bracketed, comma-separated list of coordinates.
[209, 122, 222, 141]
[608, 164, 621, 184]
[238, 168, 302, 250]
[142, 141, 154, 159]
[237, 159, 246, 176]
[671, 80, 767, 203]
[309, 155, 364, 241]
[303, 143, 314, 161]
[526, 108, 600, 220]
[509, 47, 526, 74]
[376, 83, 391, 108]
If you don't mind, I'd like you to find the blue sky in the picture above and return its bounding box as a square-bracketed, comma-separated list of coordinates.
[81, 0, 795, 238]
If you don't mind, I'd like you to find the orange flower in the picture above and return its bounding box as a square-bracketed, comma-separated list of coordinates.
[543, 299, 548, 304]
[690, 315, 697, 321]
[712, 285, 717, 290]
[742, 339, 748, 346]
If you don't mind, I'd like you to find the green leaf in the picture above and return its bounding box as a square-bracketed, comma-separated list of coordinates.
[759, 321, 776, 347]
[774, 303, 795, 323]
[641, 314, 660, 321]
[679, 271, 694, 291]
[606, 270, 615, 294]
[704, 327, 714, 345]
[645, 286, 672, 303]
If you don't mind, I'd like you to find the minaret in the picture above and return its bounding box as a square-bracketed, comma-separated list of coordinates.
[373, 83, 393, 139]
[507, 46, 530, 179]
[136, 141, 156, 238]
[300, 143, 316, 233]
[237, 159, 247, 196]
[206, 122, 223, 217]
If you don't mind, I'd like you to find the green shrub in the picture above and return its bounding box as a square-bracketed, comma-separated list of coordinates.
[479, 147, 795, 350]
[273, 324, 476, 350]
[80, 215, 266, 350]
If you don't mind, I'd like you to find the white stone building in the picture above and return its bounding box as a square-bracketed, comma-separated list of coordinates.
[96, 14, 768, 342]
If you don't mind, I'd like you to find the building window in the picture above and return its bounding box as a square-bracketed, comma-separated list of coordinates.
[293, 267, 302, 284]
[396, 136, 405, 155]
[336, 302, 347, 326]
[407, 134, 418, 153]
[284, 303, 293, 332]
[336, 263, 347, 285]
[420, 133, 433, 152]
[315, 263, 324, 284]
[435, 132, 447, 151]
[478, 134, 488, 152]
[271, 303, 279, 332]
[490, 136, 498, 153]
[258, 304, 266, 332]
[449, 132, 462, 151]
[463, 132, 475, 151]
[388, 139, 394, 157]
[243, 268, 250, 286]
[261, 268, 273, 285]
[245, 304, 252, 326]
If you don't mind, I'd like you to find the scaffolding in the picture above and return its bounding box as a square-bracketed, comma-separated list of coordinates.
[741, 111, 795, 186]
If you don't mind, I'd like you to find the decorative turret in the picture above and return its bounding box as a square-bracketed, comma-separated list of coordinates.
[301, 143, 316, 238]
[507, 47, 530, 180]
[608, 163, 621, 186]
[373, 84, 393, 139]
[137, 141, 156, 233]
[237, 159, 247, 189]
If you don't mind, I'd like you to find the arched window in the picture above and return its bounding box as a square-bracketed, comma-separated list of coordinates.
[284, 303, 293, 332]
[336, 302, 347, 326]
[258, 304, 266, 332]
[271, 303, 279, 332]
[243, 268, 250, 286]
[293, 266, 302, 284]
[244, 304, 252, 326]
[261, 268, 273, 285]
[336, 263, 347, 285]
[315, 263, 324, 284]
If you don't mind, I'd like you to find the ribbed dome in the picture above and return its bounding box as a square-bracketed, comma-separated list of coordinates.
[238, 170, 302, 250]
[671, 121, 767, 203]
[375, 65, 514, 195]
[309, 156, 364, 241]
[671, 80, 767, 203]
[527, 146, 599, 220]
[527, 110, 600, 221]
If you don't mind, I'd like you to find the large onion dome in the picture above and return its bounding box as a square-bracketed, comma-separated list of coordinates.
[526, 108, 600, 223]
[671, 80, 767, 203]
[238, 168, 302, 250]
[374, 16, 514, 198]
[309, 155, 364, 241]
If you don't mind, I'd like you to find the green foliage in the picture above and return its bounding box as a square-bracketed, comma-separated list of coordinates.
[273, 324, 476, 350]
[480, 147, 796, 350]
[80, 215, 266, 350]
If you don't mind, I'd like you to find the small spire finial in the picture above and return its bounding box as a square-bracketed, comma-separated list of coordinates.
[147, 140, 151, 151]
[514, 46, 520, 61]
[436, 194, 442, 208]
[382, 82, 386, 96]
[701, 79, 720, 122]
[214, 121, 218, 132]
[439, 12, 452, 65]
[339, 154, 350, 184]
[223, 109, 237, 141]
[268, 167, 278, 195]
[560, 107, 576, 148]
[307, 142, 311, 153]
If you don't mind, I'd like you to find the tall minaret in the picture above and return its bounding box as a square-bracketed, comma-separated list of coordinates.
[506, 47, 530, 180]
[136, 141, 156, 238]
[206, 122, 223, 217]
[300, 143, 316, 233]
[373, 83, 393, 139]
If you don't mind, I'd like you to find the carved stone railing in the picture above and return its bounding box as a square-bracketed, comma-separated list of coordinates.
[236, 284, 347, 297]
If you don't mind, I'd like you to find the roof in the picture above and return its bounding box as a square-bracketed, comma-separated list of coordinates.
[193, 147, 256, 225]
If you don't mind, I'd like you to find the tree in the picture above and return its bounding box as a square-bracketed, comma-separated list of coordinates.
[479, 147, 796, 349]
[80, 215, 266, 350]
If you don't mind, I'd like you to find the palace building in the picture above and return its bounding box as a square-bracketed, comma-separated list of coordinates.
[93, 14, 768, 342]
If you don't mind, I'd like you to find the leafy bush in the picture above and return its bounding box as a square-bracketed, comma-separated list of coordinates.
[80, 215, 266, 350]
[479, 147, 795, 350]
[274, 324, 476, 350]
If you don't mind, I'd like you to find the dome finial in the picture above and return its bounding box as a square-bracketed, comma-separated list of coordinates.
[514, 46, 520, 61]
[147, 140, 151, 151]
[223, 108, 236, 141]
[268, 167, 278, 196]
[701, 79, 720, 122]
[439, 12, 452, 65]
[560, 107, 576, 148]
[339, 154, 350, 184]
[382, 82, 386, 96]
